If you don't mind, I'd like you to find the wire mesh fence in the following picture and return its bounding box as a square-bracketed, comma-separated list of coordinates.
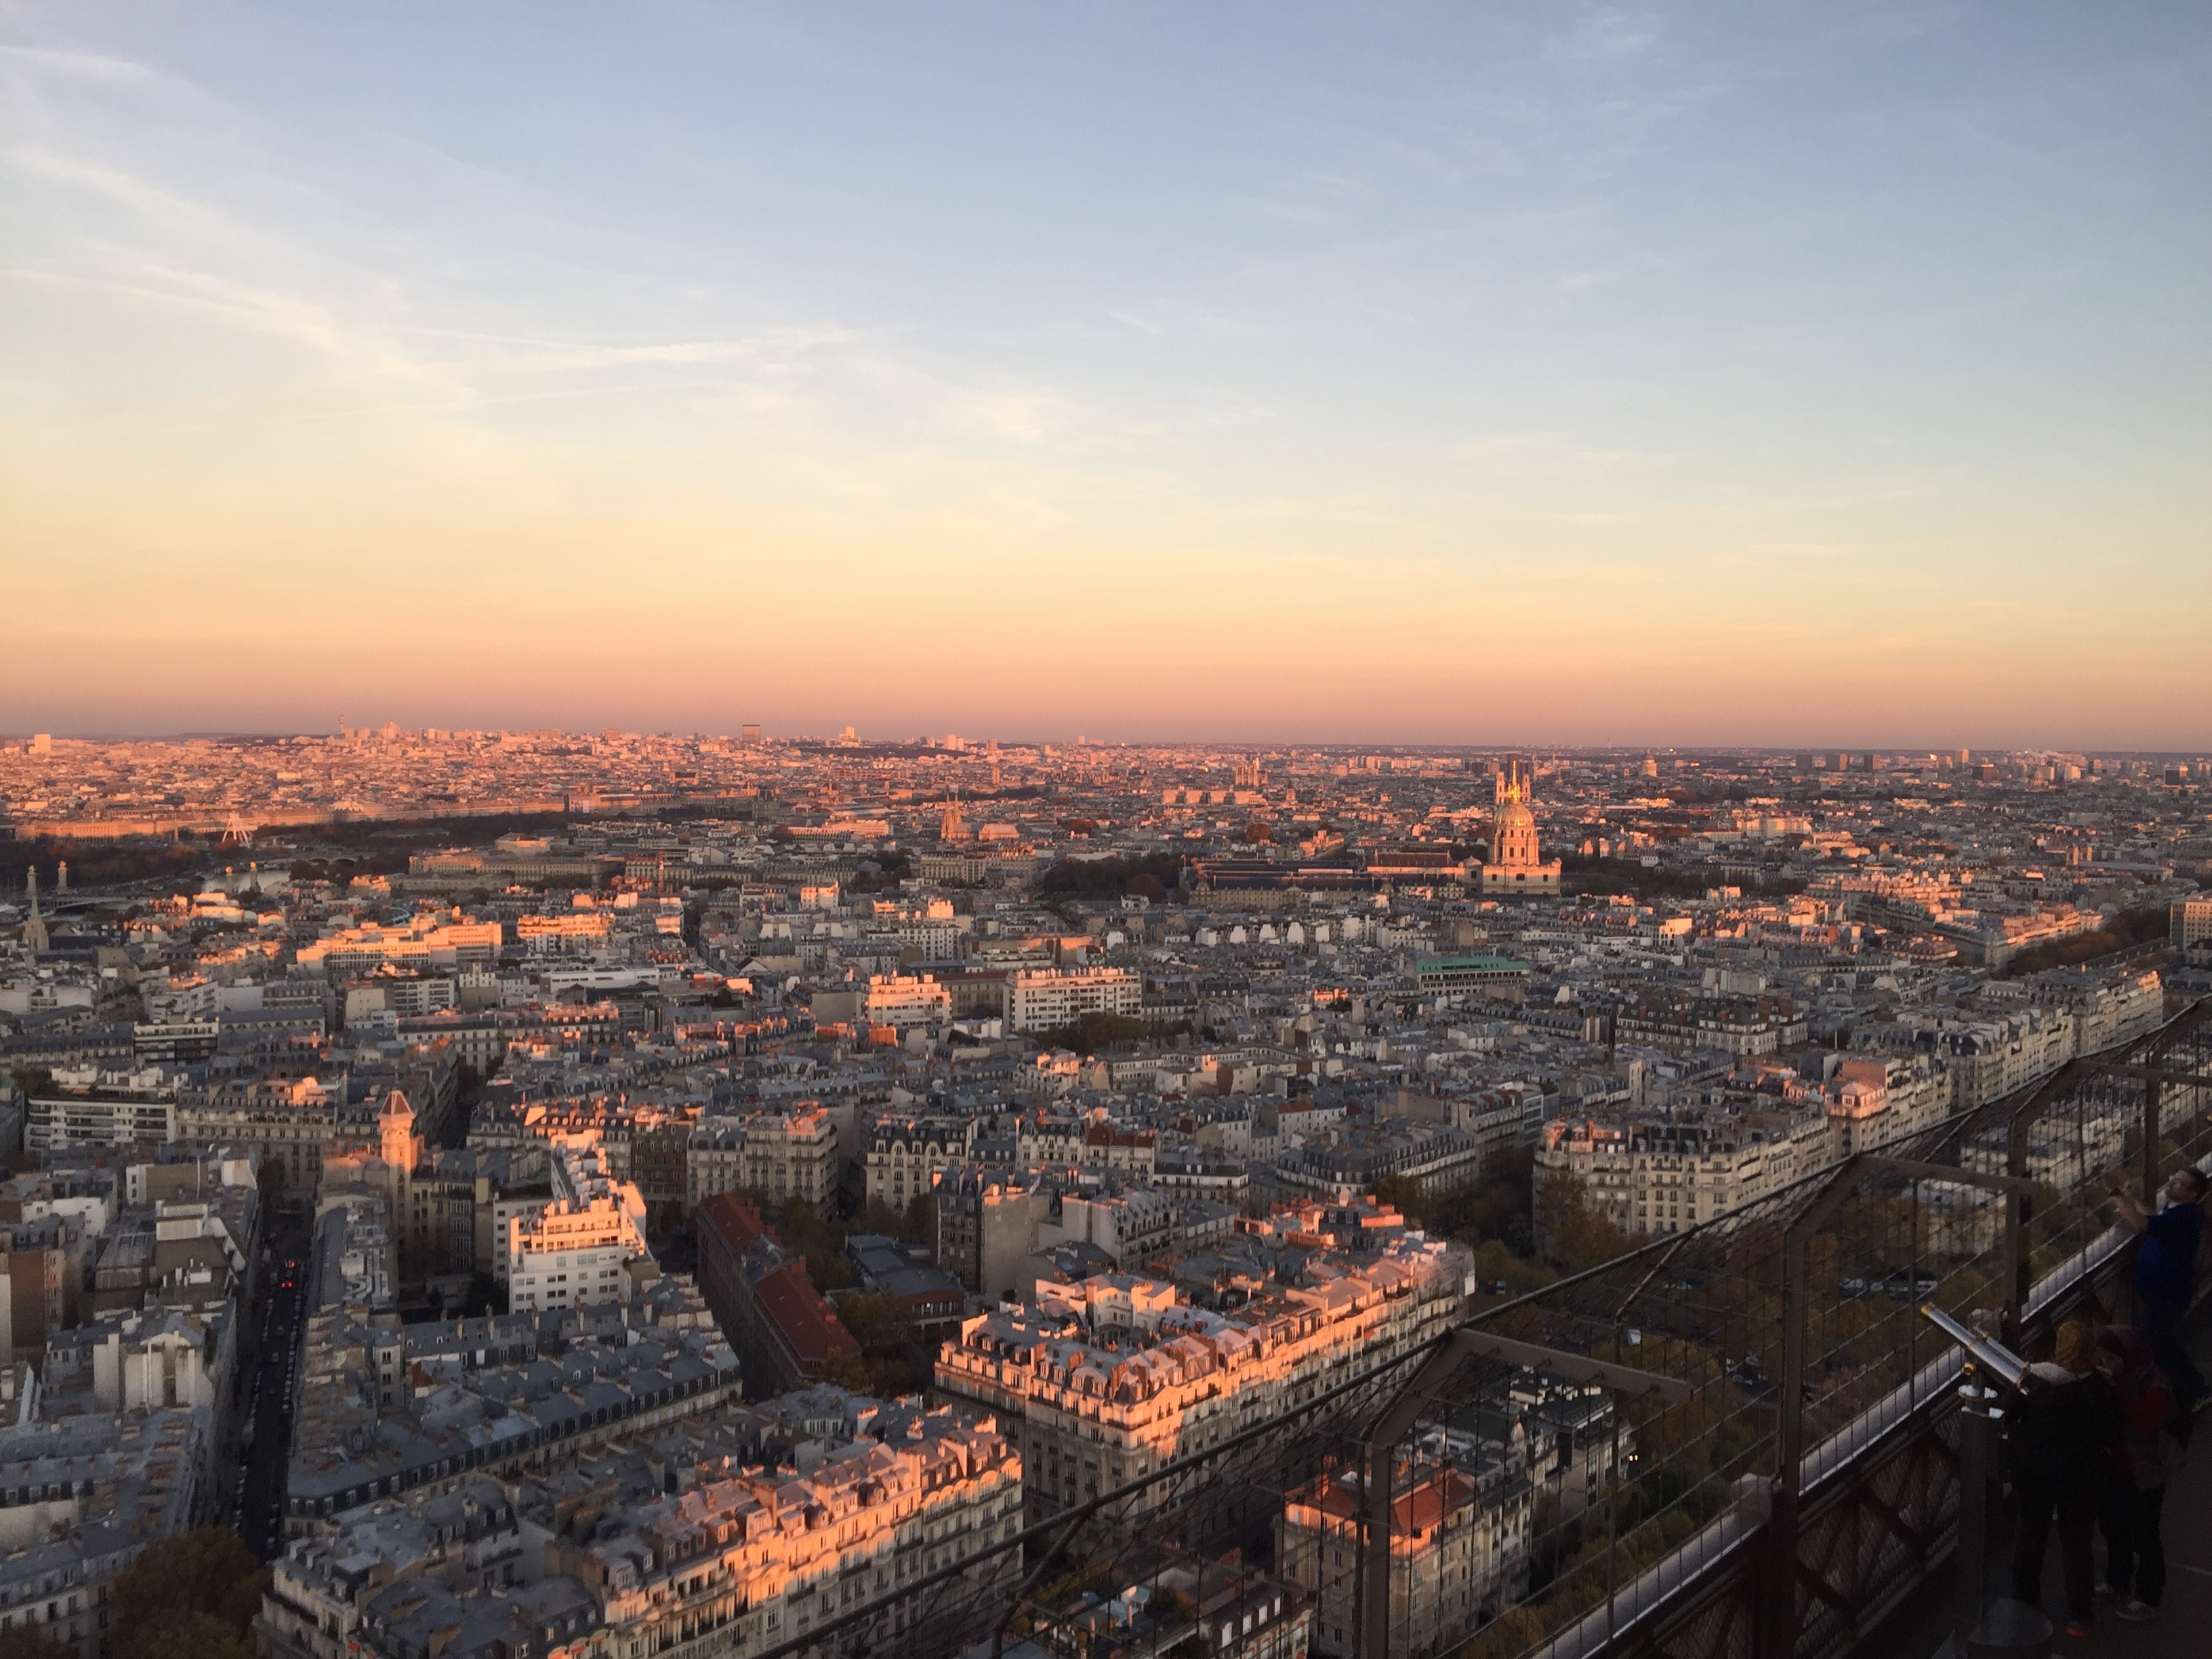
[746, 998, 2211, 1659]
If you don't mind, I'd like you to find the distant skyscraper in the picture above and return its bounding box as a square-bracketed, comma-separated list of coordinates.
[741, 724, 762, 745]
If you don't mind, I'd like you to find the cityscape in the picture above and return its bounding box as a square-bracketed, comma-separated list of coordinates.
[5, 7, 2211, 1659]
[0, 731, 2208, 1659]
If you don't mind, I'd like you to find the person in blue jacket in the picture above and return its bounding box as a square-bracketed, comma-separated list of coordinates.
[2110, 1166, 2208, 1428]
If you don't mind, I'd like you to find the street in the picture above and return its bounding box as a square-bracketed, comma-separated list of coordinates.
[230, 1210, 312, 1560]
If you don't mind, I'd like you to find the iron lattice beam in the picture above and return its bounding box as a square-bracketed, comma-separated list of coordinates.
[2074, 1059, 2212, 1088]
[1361, 1331, 1691, 1659]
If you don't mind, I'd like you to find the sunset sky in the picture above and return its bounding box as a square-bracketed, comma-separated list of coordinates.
[4, 4, 2208, 747]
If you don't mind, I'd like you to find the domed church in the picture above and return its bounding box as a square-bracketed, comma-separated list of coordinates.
[1480, 758, 1561, 895]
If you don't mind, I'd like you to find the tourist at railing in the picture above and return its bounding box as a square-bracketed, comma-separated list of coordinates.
[2106, 1166, 2208, 1435]
[2093, 1324, 2177, 1623]
[2007, 1320, 2123, 1639]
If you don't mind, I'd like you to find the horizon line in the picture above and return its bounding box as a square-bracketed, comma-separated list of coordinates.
[9, 729, 2211, 759]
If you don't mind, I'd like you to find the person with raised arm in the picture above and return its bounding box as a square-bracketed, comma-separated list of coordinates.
[2108, 1165, 2209, 1431]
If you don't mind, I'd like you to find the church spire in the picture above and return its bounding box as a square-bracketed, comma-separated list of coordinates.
[22, 867, 48, 953]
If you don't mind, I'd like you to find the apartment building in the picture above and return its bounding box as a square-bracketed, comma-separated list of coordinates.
[390, 1002, 624, 1073]
[1812, 1053, 1952, 1158]
[2041, 967, 2166, 1054]
[1009, 966, 1143, 1033]
[508, 1200, 644, 1313]
[296, 912, 503, 972]
[260, 1481, 528, 1659]
[1612, 992, 1807, 1057]
[341, 971, 455, 1024]
[25, 1066, 180, 1152]
[864, 1114, 977, 1207]
[1042, 1185, 1178, 1268]
[547, 1408, 1022, 1658]
[937, 1239, 1469, 1529]
[1017, 1113, 1090, 1166]
[267, 1396, 1021, 1659]
[398, 1145, 553, 1287]
[686, 1105, 838, 1208]
[1012, 1113, 1158, 1175]
[937, 1168, 1048, 1298]
[2175, 896, 2212, 954]
[863, 972, 954, 1027]
[1148, 1149, 1253, 1209]
[1279, 1456, 1531, 1659]
[1412, 956, 1531, 1004]
[507, 1151, 653, 1315]
[1274, 1122, 1485, 1204]
[283, 1289, 741, 1528]
[1534, 1108, 1828, 1244]
[514, 909, 613, 949]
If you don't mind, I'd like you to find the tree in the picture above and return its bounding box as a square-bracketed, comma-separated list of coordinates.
[821, 1351, 874, 1391]
[0, 1624, 73, 1659]
[837, 1292, 903, 1347]
[857, 1196, 905, 1236]
[110, 1528, 268, 1659]
[1471, 1237, 1555, 1295]
[1538, 1168, 1631, 1273]
[131, 1613, 258, 1659]
[1370, 1172, 1426, 1225]
[1034, 852, 1185, 903]
[1150, 1587, 1195, 1627]
[1025, 1011, 1149, 1052]
[899, 1192, 936, 1247]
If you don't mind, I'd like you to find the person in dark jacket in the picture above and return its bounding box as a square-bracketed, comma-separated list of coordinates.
[2009, 1320, 2123, 1637]
[2110, 1166, 2207, 1426]
[2095, 1326, 2177, 1621]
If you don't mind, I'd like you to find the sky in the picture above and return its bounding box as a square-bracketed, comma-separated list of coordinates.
[3, 4, 2209, 749]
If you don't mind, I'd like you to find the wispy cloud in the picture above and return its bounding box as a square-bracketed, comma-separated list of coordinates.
[7, 143, 224, 229]
[1547, 8, 1661, 63]
[0, 41, 164, 87]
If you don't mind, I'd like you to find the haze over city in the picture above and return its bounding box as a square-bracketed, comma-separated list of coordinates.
[6, 4, 2210, 746]
[5, 12, 2212, 1659]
